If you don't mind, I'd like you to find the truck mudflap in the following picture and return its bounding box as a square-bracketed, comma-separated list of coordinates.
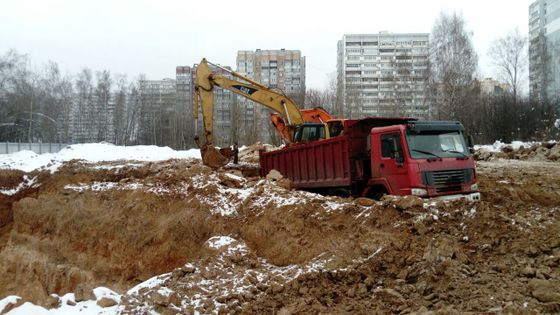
[432, 192, 481, 202]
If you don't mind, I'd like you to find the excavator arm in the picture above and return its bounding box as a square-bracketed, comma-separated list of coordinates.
[194, 58, 332, 168]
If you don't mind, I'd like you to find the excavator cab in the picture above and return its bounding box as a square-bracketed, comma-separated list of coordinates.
[327, 120, 344, 137]
[294, 123, 327, 143]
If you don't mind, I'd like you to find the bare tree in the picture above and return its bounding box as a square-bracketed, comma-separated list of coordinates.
[74, 68, 94, 142]
[124, 77, 141, 144]
[0, 50, 31, 141]
[324, 72, 337, 115]
[304, 73, 337, 115]
[94, 70, 112, 142]
[37, 61, 73, 143]
[113, 74, 127, 145]
[430, 11, 478, 120]
[305, 88, 324, 108]
[488, 28, 527, 102]
[335, 67, 345, 118]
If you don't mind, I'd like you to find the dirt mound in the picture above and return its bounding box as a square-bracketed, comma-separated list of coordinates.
[1, 157, 559, 314]
[475, 141, 560, 162]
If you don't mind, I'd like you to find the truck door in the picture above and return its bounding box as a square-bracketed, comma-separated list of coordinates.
[377, 132, 409, 195]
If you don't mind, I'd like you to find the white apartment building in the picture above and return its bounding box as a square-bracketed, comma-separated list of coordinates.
[175, 66, 195, 148]
[529, 0, 560, 101]
[138, 78, 177, 146]
[337, 32, 430, 119]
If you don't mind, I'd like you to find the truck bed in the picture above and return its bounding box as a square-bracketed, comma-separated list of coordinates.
[260, 136, 352, 188]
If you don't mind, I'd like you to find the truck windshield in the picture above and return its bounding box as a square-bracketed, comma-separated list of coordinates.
[405, 130, 469, 159]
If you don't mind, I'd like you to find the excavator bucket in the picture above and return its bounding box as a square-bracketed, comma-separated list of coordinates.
[195, 135, 230, 169]
[202, 145, 230, 169]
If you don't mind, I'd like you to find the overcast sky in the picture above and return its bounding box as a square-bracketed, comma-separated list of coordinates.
[0, 0, 531, 89]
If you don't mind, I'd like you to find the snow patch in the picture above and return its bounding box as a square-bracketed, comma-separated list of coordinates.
[206, 236, 237, 249]
[0, 175, 38, 195]
[0, 295, 21, 313]
[0, 143, 201, 173]
[127, 273, 171, 295]
[93, 287, 120, 302]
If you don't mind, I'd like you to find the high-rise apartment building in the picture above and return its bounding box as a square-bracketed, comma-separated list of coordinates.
[337, 32, 430, 119]
[176, 66, 195, 148]
[236, 49, 306, 143]
[138, 78, 177, 146]
[529, 0, 560, 101]
[70, 92, 115, 143]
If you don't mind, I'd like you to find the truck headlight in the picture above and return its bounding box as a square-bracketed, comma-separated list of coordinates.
[411, 188, 427, 196]
[470, 183, 478, 191]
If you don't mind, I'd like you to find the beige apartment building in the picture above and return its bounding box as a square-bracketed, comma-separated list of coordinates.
[236, 49, 306, 144]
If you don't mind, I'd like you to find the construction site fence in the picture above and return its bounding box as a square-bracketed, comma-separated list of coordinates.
[0, 142, 69, 154]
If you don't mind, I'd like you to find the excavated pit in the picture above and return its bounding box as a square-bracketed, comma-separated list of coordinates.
[0, 143, 559, 314]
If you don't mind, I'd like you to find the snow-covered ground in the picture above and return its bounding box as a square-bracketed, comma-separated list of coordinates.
[0, 288, 121, 315]
[0, 143, 200, 173]
[474, 140, 556, 153]
[2, 140, 556, 174]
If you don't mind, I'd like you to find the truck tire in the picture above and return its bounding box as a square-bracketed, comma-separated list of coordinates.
[365, 186, 388, 200]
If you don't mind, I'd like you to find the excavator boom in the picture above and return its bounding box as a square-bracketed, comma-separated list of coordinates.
[194, 58, 333, 168]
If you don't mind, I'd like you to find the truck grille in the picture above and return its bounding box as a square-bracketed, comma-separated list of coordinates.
[436, 185, 462, 193]
[422, 169, 473, 187]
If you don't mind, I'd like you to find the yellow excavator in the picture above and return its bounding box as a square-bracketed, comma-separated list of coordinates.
[194, 58, 338, 168]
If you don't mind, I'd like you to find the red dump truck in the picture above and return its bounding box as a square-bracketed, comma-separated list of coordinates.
[260, 117, 480, 201]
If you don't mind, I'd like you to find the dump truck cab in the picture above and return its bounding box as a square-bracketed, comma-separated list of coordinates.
[367, 121, 480, 201]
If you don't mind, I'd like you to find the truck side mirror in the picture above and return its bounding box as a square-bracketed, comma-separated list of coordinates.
[392, 139, 404, 165]
[467, 135, 475, 154]
[294, 127, 302, 142]
[394, 151, 404, 164]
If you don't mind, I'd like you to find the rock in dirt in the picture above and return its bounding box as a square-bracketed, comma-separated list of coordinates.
[355, 197, 375, 207]
[549, 145, 560, 160]
[276, 178, 292, 190]
[74, 283, 95, 302]
[373, 287, 405, 303]
[528, 279, 560, 303]
[180, 264, 196, 274]
[394, 195, 424, 210]
[45, 295, 60, 309]
[0, 297, 24, 315]
[266, 169, 283, 181]
[97, 296, 118, 308]
[521, 266, 536, 278]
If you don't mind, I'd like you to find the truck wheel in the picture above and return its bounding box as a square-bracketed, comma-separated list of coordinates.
[329, 188, 351, 198]
[365, 186, 388, 200]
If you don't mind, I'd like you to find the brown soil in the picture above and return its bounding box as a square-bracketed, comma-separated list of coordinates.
[1, 149, 559, 314]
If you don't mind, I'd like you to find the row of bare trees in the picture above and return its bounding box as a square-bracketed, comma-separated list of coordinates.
[0, 50, 182, 147]
[0, 50, 73, 143]
[429, 12, 558, 142]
